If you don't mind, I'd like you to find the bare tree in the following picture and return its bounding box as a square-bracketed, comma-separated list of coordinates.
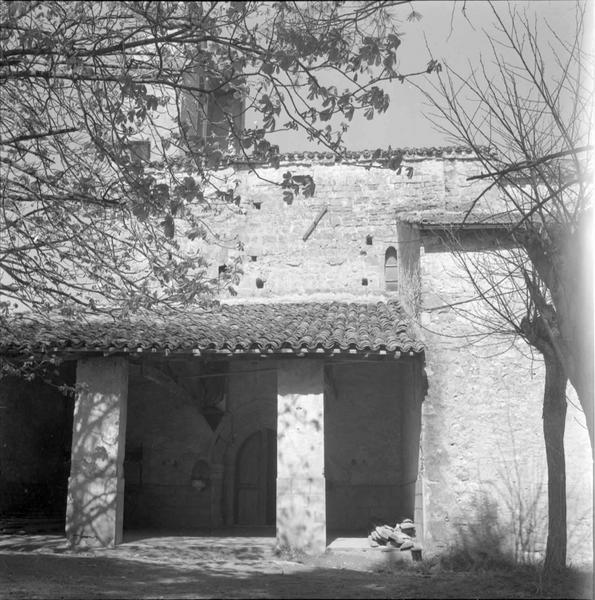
[418, 1, 593, 573]
[0, 0, 435, 321]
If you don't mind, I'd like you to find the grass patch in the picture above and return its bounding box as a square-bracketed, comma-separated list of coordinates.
[418, 547, 594, 599]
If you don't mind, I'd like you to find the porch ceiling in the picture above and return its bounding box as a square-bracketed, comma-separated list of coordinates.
[1, 300, 423, 358]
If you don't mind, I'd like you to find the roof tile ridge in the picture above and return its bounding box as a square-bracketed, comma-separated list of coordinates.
[221, 293, 399, 307]
[254, 145, 496, 163]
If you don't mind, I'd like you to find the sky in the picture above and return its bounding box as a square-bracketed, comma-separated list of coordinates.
[267, 0, 593, 152]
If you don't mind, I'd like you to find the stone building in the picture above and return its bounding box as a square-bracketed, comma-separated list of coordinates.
[0, 148, 592, 560]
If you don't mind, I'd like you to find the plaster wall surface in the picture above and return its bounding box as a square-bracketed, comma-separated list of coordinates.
[225, 360, 277, 431]
[124, 363, 215, 529]
[420, 249, 593, 562]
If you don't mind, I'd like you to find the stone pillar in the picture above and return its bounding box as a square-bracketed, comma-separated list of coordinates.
[66, 357, 128, 548]
[276, 359, 326, 555]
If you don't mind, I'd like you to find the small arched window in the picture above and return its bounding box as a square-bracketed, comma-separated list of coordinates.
[385, 247, 399, 291]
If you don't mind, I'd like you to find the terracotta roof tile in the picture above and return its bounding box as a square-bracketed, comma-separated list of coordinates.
[230, 146, 493, 166]
[145, 146, 494, 172]
[0, 301, 423, 358]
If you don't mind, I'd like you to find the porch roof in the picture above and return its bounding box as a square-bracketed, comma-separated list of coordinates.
[1, 300, 423, 358]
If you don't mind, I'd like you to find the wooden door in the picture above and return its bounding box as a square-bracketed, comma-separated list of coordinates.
[235, 428, 276, 526]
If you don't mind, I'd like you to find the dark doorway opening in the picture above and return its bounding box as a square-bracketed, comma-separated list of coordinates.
[0, 365, 75, 534]
[234, 428, 276, 526]
[324, 361, 422, 534]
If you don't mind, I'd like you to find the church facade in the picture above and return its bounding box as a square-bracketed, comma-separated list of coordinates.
[1, 148, 592, 560]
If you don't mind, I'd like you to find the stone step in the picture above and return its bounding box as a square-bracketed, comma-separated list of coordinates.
[327, 537, 423, 562]
[0, 517, 63, 534]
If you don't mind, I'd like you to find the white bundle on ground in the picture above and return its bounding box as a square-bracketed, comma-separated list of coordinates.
[367, 519, 423, 560]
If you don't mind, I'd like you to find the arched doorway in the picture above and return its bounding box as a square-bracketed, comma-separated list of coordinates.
[234, 428, 276, 526]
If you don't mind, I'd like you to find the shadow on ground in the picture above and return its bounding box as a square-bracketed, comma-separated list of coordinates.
[0, 533, 592, 599]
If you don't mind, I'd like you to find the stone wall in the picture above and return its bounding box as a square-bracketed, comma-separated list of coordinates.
[181, 154, 500, 298]
[420, 246, 593, 562]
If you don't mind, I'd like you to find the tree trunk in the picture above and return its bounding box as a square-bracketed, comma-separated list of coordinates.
[542, 352, 568, 575]
[523, 223, 594, 454]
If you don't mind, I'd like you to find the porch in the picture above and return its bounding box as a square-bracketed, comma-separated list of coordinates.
[0, 301, 425, 555]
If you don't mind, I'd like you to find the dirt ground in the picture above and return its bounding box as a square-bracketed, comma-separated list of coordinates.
[0, 532, 592, 599]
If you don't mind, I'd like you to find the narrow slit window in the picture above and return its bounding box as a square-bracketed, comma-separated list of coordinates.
[385, 247, 398, 291]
